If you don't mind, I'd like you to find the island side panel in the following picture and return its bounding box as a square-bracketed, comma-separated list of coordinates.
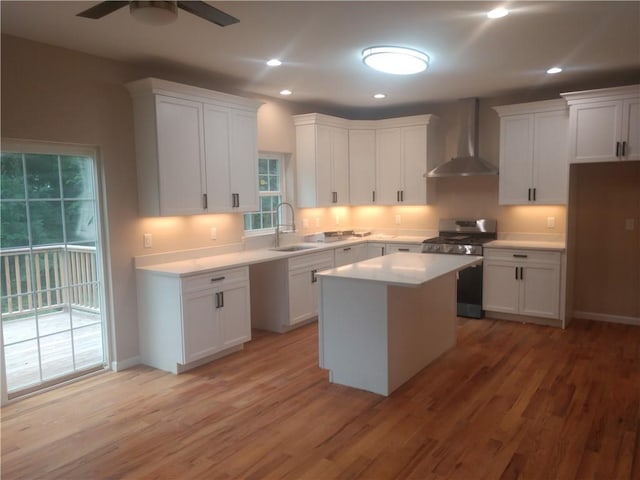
[319, 276, 390, 395]
[387, 272, 457, 394]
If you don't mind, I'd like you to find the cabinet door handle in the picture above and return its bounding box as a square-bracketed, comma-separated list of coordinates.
[203, 193, 208, 210]
[622, 141, 627, 156]
[515, 267, 519, 280]
[372, 191, 376, 203]
[397, 190, 400, 202]
[210, 276, 226, 282]
[519, 267, 524, 280]
[513, 254, 528, 258]
[528, 188, 531, 201]
[332, 191, 337, 203]
[533, 188, 536, 202]
[616, 141, 621, 157]
[311, 269, 317, 283]
[219, 291, 224, 308]
[401, 190, 404, 202]
[215, 292, 221, 309]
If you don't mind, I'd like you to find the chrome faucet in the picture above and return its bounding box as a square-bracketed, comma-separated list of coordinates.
[275, 202, 296, 247]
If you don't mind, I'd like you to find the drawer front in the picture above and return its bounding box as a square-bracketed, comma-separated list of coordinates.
[288, 250, 335, 271]
[484, 248, 561, 264]
[182, 266, 249, 292]
[385, 243, 422, 254]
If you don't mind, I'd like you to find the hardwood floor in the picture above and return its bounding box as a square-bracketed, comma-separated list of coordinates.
[1, 318, 638, 479]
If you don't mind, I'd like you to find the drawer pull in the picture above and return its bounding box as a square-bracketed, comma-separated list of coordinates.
[210, 276, 226, 282]
[398, 248, 410, 252]
[343, 247, 351, 252]
[512, 254, 528, 258]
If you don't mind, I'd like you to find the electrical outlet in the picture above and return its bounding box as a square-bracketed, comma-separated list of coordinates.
[546, 217, 555, 228]
[143, 233, 152, 248]
[302, 218, 309, 228]
[395, 214, 401, 225]
[210, 227, 217, 240]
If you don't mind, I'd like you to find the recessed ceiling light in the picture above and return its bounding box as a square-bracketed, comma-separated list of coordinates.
[362, 46, 429, 75]
[546, 66, 563, 74]
[487, 7, 509, 19]
[267, 59, 282, 67]
[373, 93, 387, 99]
[279, 89, 292, 96]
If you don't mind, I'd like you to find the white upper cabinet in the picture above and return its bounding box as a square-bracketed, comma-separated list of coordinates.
[561, 85, 640, 163]
[494, 100, 569, 205]
[375, 117, 440, 205]
[294, 114, 440, 207]
[127, 78, 261, 216]
[294, 114, 350, 208]
[348, 129, 377, 205]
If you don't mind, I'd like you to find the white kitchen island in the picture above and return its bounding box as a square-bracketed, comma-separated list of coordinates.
[317, 252, 482, 396]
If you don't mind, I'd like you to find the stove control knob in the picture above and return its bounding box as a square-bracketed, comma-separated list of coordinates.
[442, 244, 452, 253]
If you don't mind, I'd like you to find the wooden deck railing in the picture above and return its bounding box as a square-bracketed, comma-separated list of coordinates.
[1, 245, 99, 317]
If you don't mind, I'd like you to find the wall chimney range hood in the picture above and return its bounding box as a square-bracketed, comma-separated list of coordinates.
[427, 98, 498, 177]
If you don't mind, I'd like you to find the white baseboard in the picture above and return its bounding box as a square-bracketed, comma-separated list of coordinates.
[573, 311, 640, 327]
[111, 356, 141, 372]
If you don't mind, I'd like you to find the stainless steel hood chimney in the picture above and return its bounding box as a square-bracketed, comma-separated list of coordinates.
[427, 98, 498, 177]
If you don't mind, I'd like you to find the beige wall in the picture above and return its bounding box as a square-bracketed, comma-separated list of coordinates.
[1, 34, 626, 366]
[0, 35, 298, 366]
[570, 162, 640, 319]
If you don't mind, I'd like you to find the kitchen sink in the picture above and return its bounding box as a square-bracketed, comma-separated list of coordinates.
[269, 244, 319, 252]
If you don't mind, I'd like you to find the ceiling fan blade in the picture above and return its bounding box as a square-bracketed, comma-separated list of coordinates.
[77, 1, 128, 19]
[177, 1, 239, 27]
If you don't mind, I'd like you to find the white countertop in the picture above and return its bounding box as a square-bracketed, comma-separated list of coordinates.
[136, 236, 427, 276]
[485, 240, 566, 251]
[316, 252, 482, 287]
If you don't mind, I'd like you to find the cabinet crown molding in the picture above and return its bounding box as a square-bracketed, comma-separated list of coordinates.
[292, 113, 438, 129]
[493, 99, 568, 117]
[561, 84, 640, 105]
[126, 77, 263, 112]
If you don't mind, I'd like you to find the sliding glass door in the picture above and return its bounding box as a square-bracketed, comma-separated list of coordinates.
[1, 144, 108, 398]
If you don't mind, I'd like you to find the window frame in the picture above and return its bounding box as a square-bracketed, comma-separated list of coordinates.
[243, 152, 287, 236]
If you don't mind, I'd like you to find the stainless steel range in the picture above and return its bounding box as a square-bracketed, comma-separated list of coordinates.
[421, 219, 497, 318]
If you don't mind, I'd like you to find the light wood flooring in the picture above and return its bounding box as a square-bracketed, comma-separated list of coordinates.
[1, 317, 639, 479]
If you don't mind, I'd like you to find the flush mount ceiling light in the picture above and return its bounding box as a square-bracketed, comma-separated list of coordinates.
[266, 58, 282, 67]
[373, 93, 387, 99]
[546, 66, 563, 74]
[487, 7, 509, 19]
[362, 46, 429, 75]
[130, 1, 178, 25]
[279, 89, 292, 96]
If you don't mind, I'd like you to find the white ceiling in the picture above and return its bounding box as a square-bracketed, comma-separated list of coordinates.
[2, 1, 639, 110]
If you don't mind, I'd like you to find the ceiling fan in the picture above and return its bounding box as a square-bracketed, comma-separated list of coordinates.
[77, 1, 239, 27]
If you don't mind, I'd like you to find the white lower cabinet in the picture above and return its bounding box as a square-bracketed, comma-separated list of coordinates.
[250, 250, 335, 333]
[288, 251, 335, 326]
[385, 243, 422, 254]
[367, 243, 386, 258]
[483, 248, 561, 320]
[333, 244, 368, 267]
[137, 266, 251, 373]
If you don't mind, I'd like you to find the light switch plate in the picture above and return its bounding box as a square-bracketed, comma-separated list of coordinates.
[395, 214, 401, 225]
[546, 217, 555, 228]
[210, 227, 217, 240]
[625, 218, 635, 231]
[143, 233, 152, 248]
